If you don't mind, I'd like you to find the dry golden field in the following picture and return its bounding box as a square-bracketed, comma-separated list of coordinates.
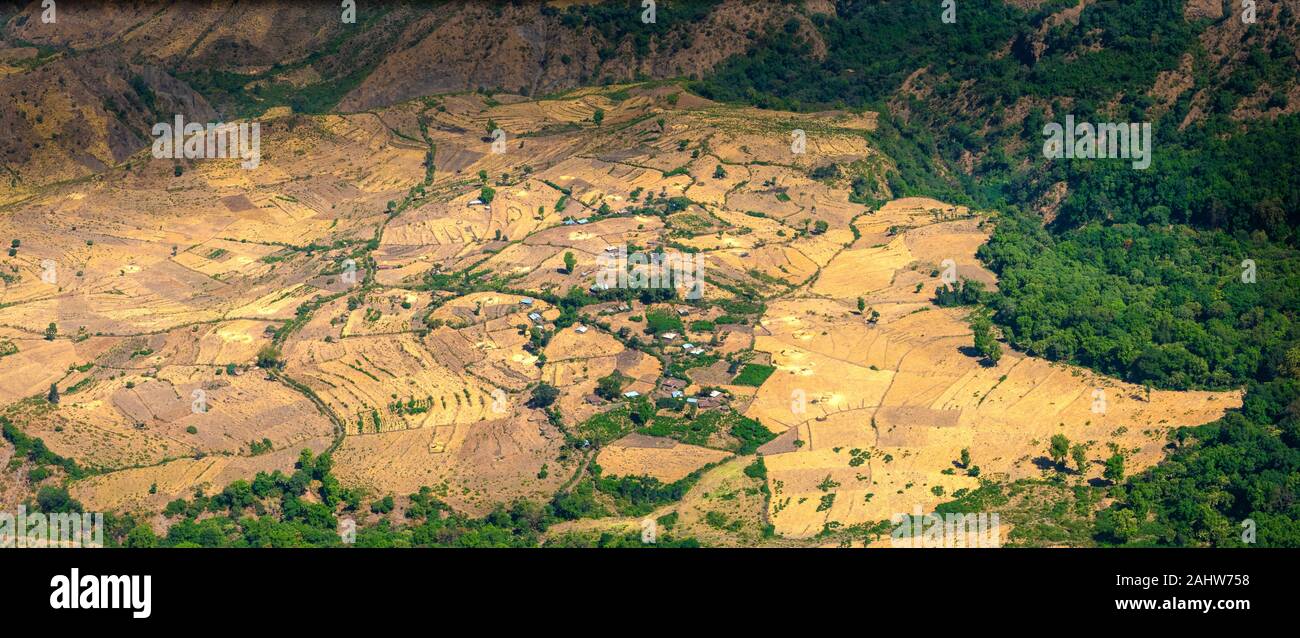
[0, 82, 1239, 546]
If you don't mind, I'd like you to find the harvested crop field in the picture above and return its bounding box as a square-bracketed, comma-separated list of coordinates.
[596, 433, 732, 483]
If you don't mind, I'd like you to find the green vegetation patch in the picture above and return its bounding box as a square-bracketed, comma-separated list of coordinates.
[732, 363, 776, 387]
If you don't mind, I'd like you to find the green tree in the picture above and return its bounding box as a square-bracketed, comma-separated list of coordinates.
[256, 345, 281, 369]
[125, 524, 158, 548]
[528, 383, 560, 409]
[595, 372, 626, 400]
[1104, 454, 1125, 484]
[1049, 434, 1070, 469]
[959, 447, 971, 469]
[36, 486, 82, 513]
[46, 383, 59, 405]
[592, 109, 604, 125]
[563, 251, 577, 274]
[970, 314, 1001, 365]
[1070, 444, 1088, 474]
[1106, 509, 1140, 543]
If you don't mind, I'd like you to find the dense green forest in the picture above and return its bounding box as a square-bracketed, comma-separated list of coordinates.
[979, 218, 1300, 391]
[694, 0, 1299, 235]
